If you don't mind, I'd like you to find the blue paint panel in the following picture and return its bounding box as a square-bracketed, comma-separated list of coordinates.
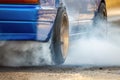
[0, 4, 40, 21]
[0, 21, 37, 33]
[0, 21, 37, 40]
[0, 33, 36, 41]
[0, 2, 59, 41]
[0, 4, 38, 41]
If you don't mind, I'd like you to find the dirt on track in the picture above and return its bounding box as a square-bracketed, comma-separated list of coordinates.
[0, 66, 120, 80]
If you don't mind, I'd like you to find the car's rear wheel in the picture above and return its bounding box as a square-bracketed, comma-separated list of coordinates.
[94, 2, 107, 24]
[93, 2, 107, 38]
[50, 7, 69, 65]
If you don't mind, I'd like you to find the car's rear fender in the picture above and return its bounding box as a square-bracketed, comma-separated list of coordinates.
[0, 1, 61, 41]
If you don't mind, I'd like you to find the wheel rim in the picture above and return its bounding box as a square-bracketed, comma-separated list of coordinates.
[60, 14, 69, 59]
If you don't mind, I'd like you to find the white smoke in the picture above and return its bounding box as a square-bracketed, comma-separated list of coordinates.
[65, 33, 120, 66]
[0, 41, 53, 67]
[64, 0, 120, 66]
[64, 15, 120, 66]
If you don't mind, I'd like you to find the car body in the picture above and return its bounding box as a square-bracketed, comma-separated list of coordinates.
[1, 0, 120, 41]
[0, 0, 62, 42]
[0, 0, 108, 41]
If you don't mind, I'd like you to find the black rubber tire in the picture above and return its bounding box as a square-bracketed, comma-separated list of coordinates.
[91, 2, 108, 38]
[94, 2, 107, 24]
[50, 7, 69, 65]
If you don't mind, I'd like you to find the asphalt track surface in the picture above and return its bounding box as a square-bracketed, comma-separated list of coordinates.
[0, 66, 120, 80]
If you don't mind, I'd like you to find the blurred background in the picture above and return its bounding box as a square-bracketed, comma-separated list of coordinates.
[106, 0, 120, 8]
[106, 0, 120, 18]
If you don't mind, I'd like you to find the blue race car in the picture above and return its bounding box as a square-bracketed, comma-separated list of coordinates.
[0, 0, 69, 64]
[0, 0, 107, 65]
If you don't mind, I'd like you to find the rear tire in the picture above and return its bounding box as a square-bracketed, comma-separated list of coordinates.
[94, 2, 107, 24]
[50, 7, 69, 65]
[93, 2, 107, 38]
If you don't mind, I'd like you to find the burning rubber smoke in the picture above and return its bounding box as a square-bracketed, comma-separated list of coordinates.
[0, 41, 53, 66]
[65, 23, 120, 66]
[64, 0, 120, 66]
